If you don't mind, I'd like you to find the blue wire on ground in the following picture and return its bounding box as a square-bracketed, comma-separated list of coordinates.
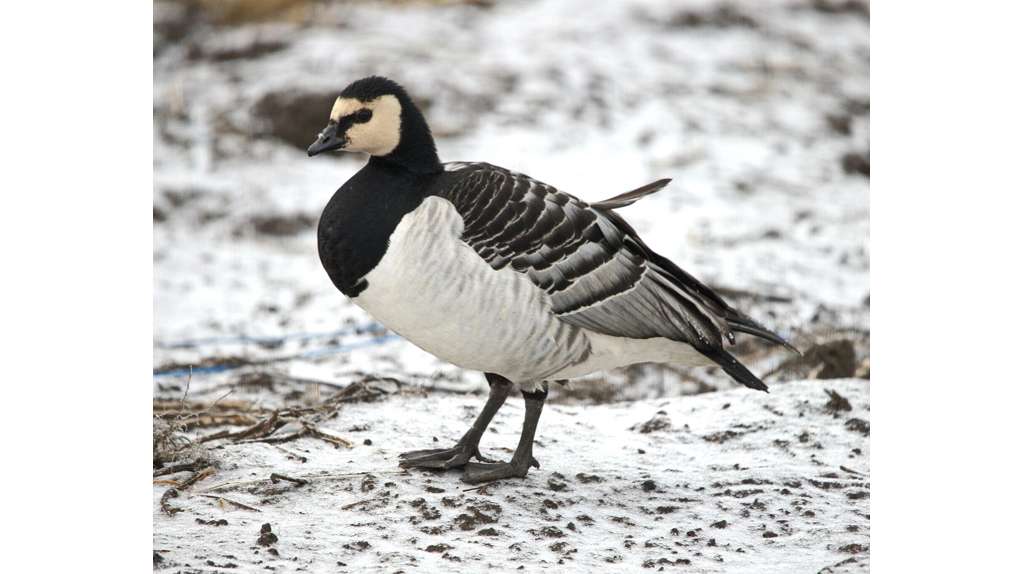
[152, 332, 402, 378]
[154, 322, 388, 349]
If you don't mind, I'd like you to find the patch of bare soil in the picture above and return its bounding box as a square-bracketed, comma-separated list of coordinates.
[251, 91, 343, 151]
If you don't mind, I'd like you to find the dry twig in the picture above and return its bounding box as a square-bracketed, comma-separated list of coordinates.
[198, 494, 262, 512]
[270, 473, 309, 486]
[191, 469, 407, 494]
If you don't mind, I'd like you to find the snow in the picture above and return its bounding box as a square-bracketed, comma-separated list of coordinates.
[153, 0, 869, 571]
[154, 379, 869, 573]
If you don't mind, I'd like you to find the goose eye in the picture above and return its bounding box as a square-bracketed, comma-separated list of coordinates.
[356, 109, 372, 122]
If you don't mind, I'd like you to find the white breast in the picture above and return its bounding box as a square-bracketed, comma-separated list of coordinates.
[353, 196, 591, 387]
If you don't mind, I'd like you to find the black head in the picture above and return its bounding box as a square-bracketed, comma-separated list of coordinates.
[339, 76, 405, 102]
[308, 76, 442, 175]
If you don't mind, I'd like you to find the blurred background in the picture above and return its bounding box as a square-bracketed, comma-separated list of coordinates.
[153, 0, 869, 405]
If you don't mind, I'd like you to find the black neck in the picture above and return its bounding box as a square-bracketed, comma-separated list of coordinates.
[368, 153, 442, 176]
[317, 162, 437, 297]
[373, 93, 444, 176]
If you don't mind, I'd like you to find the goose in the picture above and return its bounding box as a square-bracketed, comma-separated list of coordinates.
[308, 76, 796, 483]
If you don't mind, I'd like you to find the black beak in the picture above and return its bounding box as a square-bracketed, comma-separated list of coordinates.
[308, 122, 347, 157]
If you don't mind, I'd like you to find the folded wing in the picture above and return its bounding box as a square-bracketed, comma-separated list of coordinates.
[435, 162, 793, 390]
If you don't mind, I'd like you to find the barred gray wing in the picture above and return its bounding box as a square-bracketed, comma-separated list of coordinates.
[434, 163, 736, 349]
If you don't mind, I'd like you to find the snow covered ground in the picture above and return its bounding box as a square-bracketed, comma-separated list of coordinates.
[153, 0, 870, 571]
[154, 379, 869, 573]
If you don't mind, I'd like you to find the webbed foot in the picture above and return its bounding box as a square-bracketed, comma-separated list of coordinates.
[399, 445, 497, 470]
[461, 456, 540, 484]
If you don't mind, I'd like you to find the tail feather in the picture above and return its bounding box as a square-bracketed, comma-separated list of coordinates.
[591, 178, 672, 210]
[590, 176, 797, 388]
[697, 347, 769, 393]
[726, 314, 801, 355]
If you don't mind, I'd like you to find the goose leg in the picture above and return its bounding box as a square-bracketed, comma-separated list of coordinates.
[399, 373, 513, 470]
[461, 384, 546, 484]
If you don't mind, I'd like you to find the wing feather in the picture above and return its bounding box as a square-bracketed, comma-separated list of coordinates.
[433, 162, 792, 367]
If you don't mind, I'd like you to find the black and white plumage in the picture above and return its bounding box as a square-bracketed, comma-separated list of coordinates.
[308, 76, 796, 483]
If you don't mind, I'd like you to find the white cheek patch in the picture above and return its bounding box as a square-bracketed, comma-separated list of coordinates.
[330, 98, 360, 122]
[345, 94, 402, 157]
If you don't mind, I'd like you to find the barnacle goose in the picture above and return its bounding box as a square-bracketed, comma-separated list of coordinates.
[308, 76, 797, 483]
